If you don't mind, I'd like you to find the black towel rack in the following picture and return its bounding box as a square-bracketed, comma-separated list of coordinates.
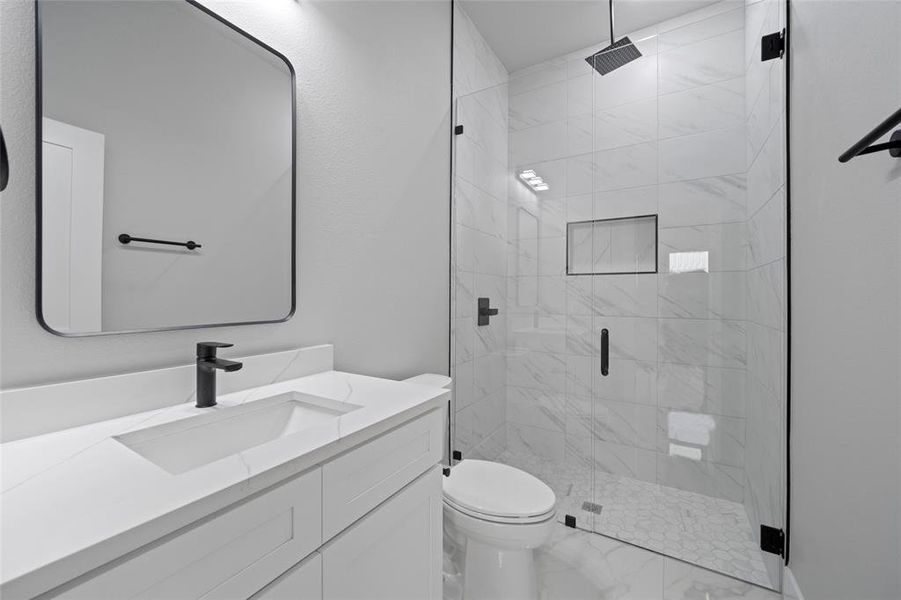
[838, 106, 901, 163]
[118, 233, 201, 250]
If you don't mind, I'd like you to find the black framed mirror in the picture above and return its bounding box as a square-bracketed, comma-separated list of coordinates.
[36, 0, 295, 336]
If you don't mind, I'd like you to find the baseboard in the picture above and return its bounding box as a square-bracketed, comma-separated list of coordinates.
[783, 567, 805, 600]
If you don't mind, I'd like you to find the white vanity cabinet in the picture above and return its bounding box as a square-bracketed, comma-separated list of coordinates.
[45, 409, 444, 600]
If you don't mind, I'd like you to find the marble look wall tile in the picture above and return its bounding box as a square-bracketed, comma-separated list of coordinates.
[594, 98, 658, 151]
[452, 359, 475, 411]
[595, 359, 658, 406]
[509, 80, 566, 130]
[475, 313, 506, 357]
[566, 275, 596, 316]
[746, 260, 785, 330]
[594, 316, 659, 361]
[454, 269, 475, 317]
[658, 319, 747, 368]
[507, 349, 566, 393]
[568, 114, 594, 156]
[565, 193, 594, 222]
[659, 77, 744, 138]
[594, 274, 658, 317]
[539, 237, 568, 276]
[566, 314, 598, 356]
[658, 175, 746, 227]
[593, 185, 659, 221]
[657, 408, 746, 468]
[471, 228, 507, 276]
[455, 134, 507, 200]
[511, 120, 568, 165]
[458, 91, 508, 163]
[454, 404, 475, 454]
[537, 276, 568, 314]
[452, 5, 507, 98]
[455, 178, 506, 238]
[472, 389, 506, 441]
[746, 116, 784, 215]
[565, 354, 594, 398]
[567, 74, 592, 117]
[594, 142, 659, 192]
[468, 426, 507, 461]
[507, 422, 566, 462]
[656, 454, 744, 502]
[658, 6, 744, 52]
[594, 54, 659, 111]
[474, 351, 506, 399]
[658, 271, 746, 320]
[746, 322, 784, 400]
[507, 386, 566, 432]
[595, 440, 657, 481]
[568, 222, 595, 275]
[508, 276, 539, 313]
[748, 187, 785, 268]
[658, 223, 748, 273]
[658, 29, 744, 94]
[475, 272, 506, 307]
[453, 317, 474, 364]
[508, 314, 566, 354]
[508, 57, 567, 96]
[657, 363, 746, 418]
[659, 127, 746, 183]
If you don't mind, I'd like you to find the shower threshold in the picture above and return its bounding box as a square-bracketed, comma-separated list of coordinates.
[496, 450, 776, 591]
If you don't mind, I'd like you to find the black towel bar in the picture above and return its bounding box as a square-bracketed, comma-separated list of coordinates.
[118, 233, 201, 250]
[838, 106, 901, 163]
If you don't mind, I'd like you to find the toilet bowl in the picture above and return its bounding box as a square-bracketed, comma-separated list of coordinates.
[443, 459, 556, 600]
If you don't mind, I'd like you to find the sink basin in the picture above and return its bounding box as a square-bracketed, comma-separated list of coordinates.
[115, 392, 362, 475]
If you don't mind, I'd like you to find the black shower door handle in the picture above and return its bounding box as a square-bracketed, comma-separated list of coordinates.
[600, 328, 609, 377]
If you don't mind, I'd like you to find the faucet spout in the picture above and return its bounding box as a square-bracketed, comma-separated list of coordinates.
[195, 342, 243, 408]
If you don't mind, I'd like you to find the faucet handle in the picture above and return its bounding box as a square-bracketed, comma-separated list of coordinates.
[197, 341, 234, 359]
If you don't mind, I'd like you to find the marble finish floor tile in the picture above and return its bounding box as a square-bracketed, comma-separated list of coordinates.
[496, 450, 775, 591]
[443, 522, 781, 600]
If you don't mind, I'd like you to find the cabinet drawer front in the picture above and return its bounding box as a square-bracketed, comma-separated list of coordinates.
[322, 468, 442, 600]
[321, 409, 444, 540]
[56, 469, 322, 600]
[249, 552, 321, 600]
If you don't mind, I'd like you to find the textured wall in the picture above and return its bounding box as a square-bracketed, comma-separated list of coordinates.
[790, 1, 901, 598]
[0, 0, 450, 389]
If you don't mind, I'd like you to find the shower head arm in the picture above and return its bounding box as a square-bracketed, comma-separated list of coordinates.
[608, 0, 615, 43]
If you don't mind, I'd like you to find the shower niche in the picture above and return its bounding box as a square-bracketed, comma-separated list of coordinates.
[566, 215, 658, 275]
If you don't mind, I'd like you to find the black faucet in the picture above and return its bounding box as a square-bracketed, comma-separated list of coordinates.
[196, 342, 243, 408]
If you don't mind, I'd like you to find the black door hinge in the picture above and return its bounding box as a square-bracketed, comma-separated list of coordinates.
[564, 514, 576, 528]
[454, 124, 464, 135]
[452, 450, 462, 461]
[761, 29, 785, 61]
[760, 525, 785, 556]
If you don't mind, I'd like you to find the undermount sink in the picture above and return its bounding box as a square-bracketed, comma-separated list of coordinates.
[115, 392, 363, 475]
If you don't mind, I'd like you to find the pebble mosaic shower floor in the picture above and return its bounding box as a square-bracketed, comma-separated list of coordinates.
[497, 450, 774, 590]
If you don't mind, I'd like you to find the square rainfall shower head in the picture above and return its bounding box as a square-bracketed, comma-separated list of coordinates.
[585, 36, 642, 76]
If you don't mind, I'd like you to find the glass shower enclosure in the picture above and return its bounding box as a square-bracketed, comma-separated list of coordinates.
[450, 0, 788, 591]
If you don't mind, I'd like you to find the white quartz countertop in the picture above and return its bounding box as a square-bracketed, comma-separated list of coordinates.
[0, 371, 449, 599]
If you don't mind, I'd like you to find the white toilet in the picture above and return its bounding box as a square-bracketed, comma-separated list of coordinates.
[443, 459, 557, 600]
[403, 374, 557, 600]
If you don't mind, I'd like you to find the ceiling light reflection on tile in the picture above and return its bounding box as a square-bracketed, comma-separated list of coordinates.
[669, 443, 702, 461]
[668, 251, 709, 274]
[519, 169, 549, 193]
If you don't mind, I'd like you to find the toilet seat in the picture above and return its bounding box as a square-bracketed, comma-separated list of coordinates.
[443, 460, 556, 524]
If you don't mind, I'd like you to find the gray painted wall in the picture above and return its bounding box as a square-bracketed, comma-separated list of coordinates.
[790, 1, 901, 598]
[0, 0, 451, 388]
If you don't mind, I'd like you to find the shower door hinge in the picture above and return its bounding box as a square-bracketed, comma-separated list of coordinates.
[454, 124, 464, 135]
[760, 525, 785, 556]
[564, 514, 576, 528]
[761, 29, 785, 62]
[452, 450, 463, 461]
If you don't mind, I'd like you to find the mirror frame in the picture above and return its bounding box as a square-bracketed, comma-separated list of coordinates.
[34, 0, 297, 337]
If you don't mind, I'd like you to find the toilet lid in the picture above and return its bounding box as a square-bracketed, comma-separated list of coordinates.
[443, 460, 556, 519]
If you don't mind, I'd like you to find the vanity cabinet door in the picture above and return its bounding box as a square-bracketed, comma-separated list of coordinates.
[321, 467, 442, 600]
[250, 553, 322, 600]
